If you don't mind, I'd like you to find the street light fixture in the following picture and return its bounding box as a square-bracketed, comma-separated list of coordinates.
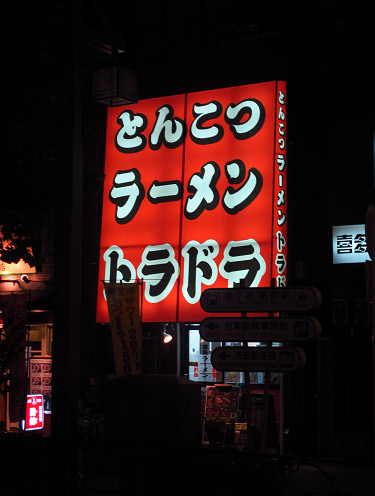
[82, 24, 137, 107]
[92, 64, 137, 107]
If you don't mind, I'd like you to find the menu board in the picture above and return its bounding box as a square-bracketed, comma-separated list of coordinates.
[202, 385, 239, 445]
[29, 357, 52, 396]
[204, 385, 239, 422]
[202, 385, 278, 451]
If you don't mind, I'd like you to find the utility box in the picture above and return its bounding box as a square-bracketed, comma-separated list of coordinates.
[104, 375, 201, 448]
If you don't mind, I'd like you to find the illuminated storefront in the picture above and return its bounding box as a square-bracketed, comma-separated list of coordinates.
[0, 229, 53, 433]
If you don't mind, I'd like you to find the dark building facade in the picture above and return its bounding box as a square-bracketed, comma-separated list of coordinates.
[77, 1, 375, 461]
[2, 1, 373, 464]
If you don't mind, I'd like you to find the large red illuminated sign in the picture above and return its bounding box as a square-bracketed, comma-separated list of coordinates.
[96, 81, 287, 322]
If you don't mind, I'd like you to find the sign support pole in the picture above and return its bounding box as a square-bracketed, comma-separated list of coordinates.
[260, 274, 276, 453]
[260, 332, 272, 452]
[261, 279, 277, 453]
[221, 341, 226, 384]
[365, 204, 375, 462]
[240, 280, 254, 451]
[201, 285, 321, 454]
[243, 341, 254, 451]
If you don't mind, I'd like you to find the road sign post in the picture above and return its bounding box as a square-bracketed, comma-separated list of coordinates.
[199, 286, 322, 453]
[211, 346, 306, 372]
[200, 286, 322, 313]
[200, 316, 321, 343]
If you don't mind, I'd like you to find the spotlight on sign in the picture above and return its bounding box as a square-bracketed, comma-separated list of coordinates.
[162, 329, 173, 344]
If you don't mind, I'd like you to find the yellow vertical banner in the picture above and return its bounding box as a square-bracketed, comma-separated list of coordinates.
[103, 282, 142, 376]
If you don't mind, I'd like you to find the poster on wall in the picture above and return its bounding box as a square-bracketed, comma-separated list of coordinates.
[96, 81, 287, 322]
[29, 357, 52, 396]
[104, 282, 142, 376]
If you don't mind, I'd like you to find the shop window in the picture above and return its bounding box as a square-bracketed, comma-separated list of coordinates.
[188, 327, 221, 382]
[187, 324, 280, 385]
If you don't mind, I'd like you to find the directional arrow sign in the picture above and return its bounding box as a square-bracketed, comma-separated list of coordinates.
[200, 317, 321, 342]
[211, 346, 306, 372]
[200, 287, 321, 313]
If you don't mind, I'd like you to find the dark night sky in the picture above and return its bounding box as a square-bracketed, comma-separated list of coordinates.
[1, 2, 374, 273]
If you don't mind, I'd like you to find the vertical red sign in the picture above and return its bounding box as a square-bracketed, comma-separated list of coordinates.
[272, 81, 287, 287]
[96, 81, 287, 323]
[25, 394, 44, 430]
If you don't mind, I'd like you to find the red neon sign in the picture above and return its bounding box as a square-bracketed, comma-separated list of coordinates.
[25, 394, 44, 430]
[96, 81, 287, 322]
